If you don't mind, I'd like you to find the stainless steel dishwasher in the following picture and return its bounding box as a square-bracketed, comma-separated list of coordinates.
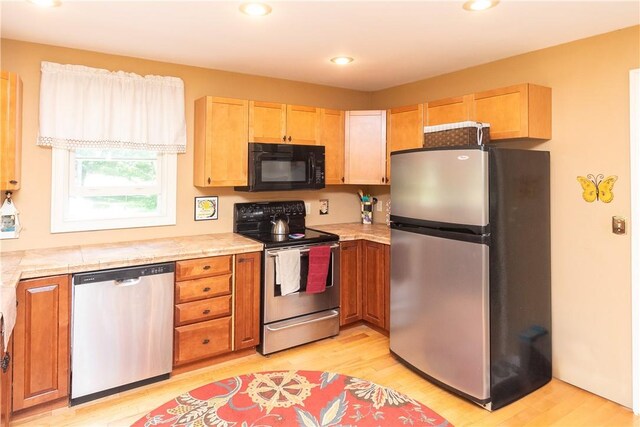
[71, 262, 174, 405]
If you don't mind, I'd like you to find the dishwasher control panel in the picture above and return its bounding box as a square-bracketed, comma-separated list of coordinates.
[73, 262, 175, 285]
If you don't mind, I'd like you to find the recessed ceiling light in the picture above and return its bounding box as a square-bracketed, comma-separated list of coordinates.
[28, 0, 61, 6]
[463, 0, 499, 11]
[239, 2, 272, 16]
[330, 57, 354, 65]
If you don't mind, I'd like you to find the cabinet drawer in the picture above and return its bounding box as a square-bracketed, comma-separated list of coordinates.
[175, 275, 232, 304]
[174, 317, 232, 365]
[175, 295, 232, 326]
[176, 256, 232, 281]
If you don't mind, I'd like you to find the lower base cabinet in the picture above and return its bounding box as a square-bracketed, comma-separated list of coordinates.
[174, 317, 232, 364]
[339, 240, 390, 331]
[234, 252, 261, 350]
[1, 324, 12, 426]
[13, 275, 70, 412]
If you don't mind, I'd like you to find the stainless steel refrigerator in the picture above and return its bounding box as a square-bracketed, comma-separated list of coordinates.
[389, 146, 551, 411]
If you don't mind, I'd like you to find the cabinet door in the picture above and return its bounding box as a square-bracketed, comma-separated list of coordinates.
[424, 94, 473, 126]
[340, 241, 362, 326]
[345, 110, 387, 185]
[362, 241, 387, 329]
[286, 104, 319, 145]
[0, 71, 22, 191]
[234, 252, 261, 350]
[249, 101, 287, 143]
[473, 83, 551, 140]
[194, 97, 248, 187]
[320, 109, 345, 185]
[386, 104, 424, 182]
[0, 326, 11, 426]
[13, 275, 70, 411]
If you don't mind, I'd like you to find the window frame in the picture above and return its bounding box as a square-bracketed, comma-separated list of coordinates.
[51, 147, 177, 233]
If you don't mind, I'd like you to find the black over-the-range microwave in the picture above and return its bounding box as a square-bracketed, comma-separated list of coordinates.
[234, 143, 325, 192]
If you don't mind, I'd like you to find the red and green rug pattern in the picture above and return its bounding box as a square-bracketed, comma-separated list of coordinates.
[133, 370, 452, 426]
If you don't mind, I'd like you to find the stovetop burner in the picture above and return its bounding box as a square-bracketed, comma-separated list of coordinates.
[233, 201, 339, 248]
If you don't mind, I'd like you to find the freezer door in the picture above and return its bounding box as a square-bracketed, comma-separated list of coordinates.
[390, 226, 490, 402]
[391, 148, 488, 228]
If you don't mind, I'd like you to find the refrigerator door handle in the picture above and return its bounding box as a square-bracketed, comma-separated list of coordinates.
[391, 222, 490, 245]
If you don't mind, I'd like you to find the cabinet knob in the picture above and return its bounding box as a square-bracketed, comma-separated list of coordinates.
[202, 309, 211, 315]
[381, 177, 384, 183]
[385, 177, 389, 183]
[341, 177, 345, 183]
[203, 265, 211, 270]
[282, 135, 287, 142]
[9, 180, 17, 185]
[207, 177, 211, 184]
[203, 287, 211, 292]
[288, 136, 292, 142]
[202, 338, 210, 345]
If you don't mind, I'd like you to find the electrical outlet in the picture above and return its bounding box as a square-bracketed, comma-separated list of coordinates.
[305, 202, 311, 214]
[376, 202, 382, 212]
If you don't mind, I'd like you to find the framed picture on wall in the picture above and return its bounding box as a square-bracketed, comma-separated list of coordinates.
[195, 196, 218, 221]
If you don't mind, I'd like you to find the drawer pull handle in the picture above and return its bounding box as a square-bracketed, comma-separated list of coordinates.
[203, 309, 211, 315]
[203, 265, 211, 270]
[203, 287, 211, 292]
[202, 339, 210, 345]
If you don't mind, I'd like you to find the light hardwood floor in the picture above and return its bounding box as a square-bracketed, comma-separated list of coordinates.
[13, 324, 639, 426]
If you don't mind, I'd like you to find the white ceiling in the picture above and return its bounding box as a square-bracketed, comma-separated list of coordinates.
[1, 1, 638, 91]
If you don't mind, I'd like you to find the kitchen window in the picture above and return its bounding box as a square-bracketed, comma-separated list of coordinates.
[38, 61, 186, 233]
[51, 148, 177, 233]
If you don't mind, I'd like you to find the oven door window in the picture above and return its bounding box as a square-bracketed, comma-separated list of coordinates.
[261, 159, 308, 183]
[274, 252, 333, 297]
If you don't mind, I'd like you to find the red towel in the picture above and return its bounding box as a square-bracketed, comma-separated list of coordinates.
[306, 245, 331, 294]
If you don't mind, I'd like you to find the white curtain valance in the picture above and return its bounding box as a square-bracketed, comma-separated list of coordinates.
[37, 61, 187, 153]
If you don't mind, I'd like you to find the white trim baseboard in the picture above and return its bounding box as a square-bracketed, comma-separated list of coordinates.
[630, 68, 640, 415]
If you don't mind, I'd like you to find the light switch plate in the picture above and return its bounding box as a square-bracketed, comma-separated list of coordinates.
[612, 216, 626, 235]
[376, 202, 382, 212]
[305, 202, 311, 214]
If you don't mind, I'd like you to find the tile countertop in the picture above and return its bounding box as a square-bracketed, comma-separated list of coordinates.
[0, 223, 389, 349]
[311, 222, 390, 245]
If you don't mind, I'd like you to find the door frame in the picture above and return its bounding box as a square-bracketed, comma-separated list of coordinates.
[631, 68, 639, 415]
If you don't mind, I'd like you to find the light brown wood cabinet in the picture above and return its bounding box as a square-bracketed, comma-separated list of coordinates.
[339, 241, 362, 326]
[249, 101, 319, 145]
[13, 275, 70, 412]
[320, 109, 345, 185]
[473, 83, 551, 140]
[174, 256, 233, 366]
[386, 104, 424, 182]
[234, 252, 261, 350]
[194, 96, 249, 187]
[345, 110, 387, 185]
[0, 71, 22, 191]
[424, 94, 473, 126]
[0, 322, 12, 427]
[339, 240, 389, 331]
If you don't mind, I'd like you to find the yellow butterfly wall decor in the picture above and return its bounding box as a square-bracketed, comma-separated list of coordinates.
[576, 174, 618, 203]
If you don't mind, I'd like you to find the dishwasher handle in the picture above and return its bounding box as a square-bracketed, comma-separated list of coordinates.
[114, 277, 142, 287]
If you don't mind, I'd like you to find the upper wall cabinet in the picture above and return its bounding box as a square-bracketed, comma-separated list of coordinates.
[0, 71, 22, 191]
[345, 110, 386, 185]
[473, 83, 551, 140]
[424, 94, 473, 126]
[320, 109, 345, 185]
[386, 104, 424, 183]
[194, 96, 249, 187]
[249, 101, 320, 145]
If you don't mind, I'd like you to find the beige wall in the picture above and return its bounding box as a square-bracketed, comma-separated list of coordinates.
[369, 26, 640, 407]
[0, 39, 371, 252]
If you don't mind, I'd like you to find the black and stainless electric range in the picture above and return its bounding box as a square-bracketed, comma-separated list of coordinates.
[233, 201, 340, 355]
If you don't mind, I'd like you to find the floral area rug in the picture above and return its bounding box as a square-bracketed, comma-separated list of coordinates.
[133, 370, 452, 427]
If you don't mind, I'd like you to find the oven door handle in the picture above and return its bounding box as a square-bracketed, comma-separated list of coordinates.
[266, 243, 340, 257]
[265, 310, 339, 332]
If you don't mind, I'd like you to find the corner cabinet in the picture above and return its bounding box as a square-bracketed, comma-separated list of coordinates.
[386, 104, 424, 183]
[339, 240, 389, 332]
[344, 110, 387, 185]
[249, 101, 320, 145]
[13, 275, 70, 412]
[473, 83, 551, 140]
[320, 109, 345, 185]
[0, 71, 22, 191]
[194, 96, 249, 187]
[234, 252, 261, 350]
